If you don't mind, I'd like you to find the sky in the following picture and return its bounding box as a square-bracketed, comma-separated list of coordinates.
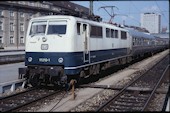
[71, 0, 169, 32]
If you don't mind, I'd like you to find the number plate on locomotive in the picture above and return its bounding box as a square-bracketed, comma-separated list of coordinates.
[41, 44, 48, 50]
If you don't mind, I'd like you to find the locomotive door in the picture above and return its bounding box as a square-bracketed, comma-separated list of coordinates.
[82, 24, 90, 63]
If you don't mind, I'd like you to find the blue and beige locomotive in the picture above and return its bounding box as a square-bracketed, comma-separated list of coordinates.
[22, 15, 168, 87]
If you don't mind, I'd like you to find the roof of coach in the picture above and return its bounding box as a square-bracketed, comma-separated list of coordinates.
[126, 28, 155, 39]
[30, 15, 127, 32]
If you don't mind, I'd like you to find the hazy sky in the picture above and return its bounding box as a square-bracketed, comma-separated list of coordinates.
[71, 1, 169, 31]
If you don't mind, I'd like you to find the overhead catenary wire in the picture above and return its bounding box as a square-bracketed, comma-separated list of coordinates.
[130, 0, 141, 14]
[154, 0, 169, 23]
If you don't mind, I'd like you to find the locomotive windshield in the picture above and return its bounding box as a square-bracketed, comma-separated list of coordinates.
[29, 21, 47, 36]
[29, 20, 67, 36]
[47, 21, 67, 35]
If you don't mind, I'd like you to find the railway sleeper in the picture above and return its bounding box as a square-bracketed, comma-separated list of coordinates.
[78, 84, 155, 94]
[113, 101, 144, 107]
[116, 98, 146, 103]
[109, 104, 143, 109]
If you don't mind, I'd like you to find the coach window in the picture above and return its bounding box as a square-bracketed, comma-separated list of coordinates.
[77, 23, 81, 35]
[145, 39, 148, 45]
[140, 38, 142, 45]
[141, 38, 144, 45]
[0, 36, 2, 44]
[138, 38, 140, 45]
[121, 31, 127, 40]
[0, 22, 2, 31]
[137, 38, 139, 45]
[106, 28, 110, 38]
[132, 37, 136, 46]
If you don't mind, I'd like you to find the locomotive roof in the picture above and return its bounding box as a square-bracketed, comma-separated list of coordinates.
[30, 15, 127, 32]
[30, 15, 76, 20]
[126, 28, 155, 39]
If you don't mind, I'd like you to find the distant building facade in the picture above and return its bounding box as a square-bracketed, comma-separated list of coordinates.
[0, 1, 89, 50]
[141, 13, 161, 34]
[161, 26, 168, 33]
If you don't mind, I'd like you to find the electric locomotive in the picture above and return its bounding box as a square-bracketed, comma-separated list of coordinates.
[19, 15, 168, 87]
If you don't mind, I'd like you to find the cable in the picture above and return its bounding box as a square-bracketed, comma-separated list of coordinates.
[130, 0, 141, 14]
[49, 91, 68, 112]
[49, 84, 71, 112]
[155, 0, 169, 23]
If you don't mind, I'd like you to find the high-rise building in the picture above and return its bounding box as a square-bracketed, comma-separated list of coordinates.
[140, 13, 161, 33]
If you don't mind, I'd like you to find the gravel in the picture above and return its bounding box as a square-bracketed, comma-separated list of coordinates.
[70, 89, 118, 112]
[147, 94, 167, 111]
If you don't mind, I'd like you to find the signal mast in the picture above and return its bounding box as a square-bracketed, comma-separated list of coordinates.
[89, 0, 94, 16]
[88, 1, 102, 22]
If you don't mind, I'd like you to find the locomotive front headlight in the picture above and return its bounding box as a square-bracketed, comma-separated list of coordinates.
[58, 57, 64, 63]
[28, 57, 32, 62]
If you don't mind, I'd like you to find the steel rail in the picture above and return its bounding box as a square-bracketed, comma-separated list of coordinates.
[96, 55, 169, 112]
[0, 87, 63, 112]
[142, 64, 169, 111]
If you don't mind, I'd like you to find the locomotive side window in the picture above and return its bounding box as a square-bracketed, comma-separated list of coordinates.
[115, 30, 118, 38]
[106, 28, 111, 38]
[29, 21, 47, 36]
[111, 29, 114, 38]
[47, 21, 67, 35]
[90, 25, 103, 38]
[77, 23, 81, 35]
[121, 31, 127, 40]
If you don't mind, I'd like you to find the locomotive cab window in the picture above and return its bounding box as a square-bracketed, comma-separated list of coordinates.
[29, 21, 47, 36]
[47, 21, 67, 35]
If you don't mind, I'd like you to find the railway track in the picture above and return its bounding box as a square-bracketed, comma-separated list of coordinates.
[70, 54, 169, 112]
[0, 50, 169, 112]
[0, 87, 65, 112]
[96, 55, 169, 112]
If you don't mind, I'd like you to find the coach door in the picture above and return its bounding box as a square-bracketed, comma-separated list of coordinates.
[82, 23, 90, 63]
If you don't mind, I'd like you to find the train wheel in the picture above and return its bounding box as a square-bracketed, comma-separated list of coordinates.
[29, 74, 41, 87]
